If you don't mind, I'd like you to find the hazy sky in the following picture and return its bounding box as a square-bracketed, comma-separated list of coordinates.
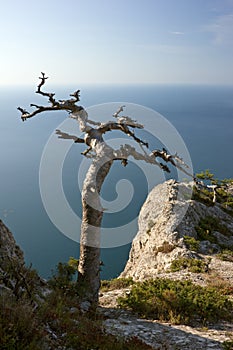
[1, 0, 233, 85]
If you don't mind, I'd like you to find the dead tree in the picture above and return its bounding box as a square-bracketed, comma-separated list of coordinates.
[18, 73, 192, 310]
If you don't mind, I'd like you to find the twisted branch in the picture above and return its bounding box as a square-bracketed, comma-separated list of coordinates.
[17, 72, 83, 121]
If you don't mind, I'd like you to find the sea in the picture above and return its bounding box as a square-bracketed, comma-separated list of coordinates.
[0, 84, 233, 279]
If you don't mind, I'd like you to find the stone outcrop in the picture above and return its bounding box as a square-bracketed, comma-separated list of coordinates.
[0, 219, 24, 264]
[121, 180, 233, 281]
[0, 219, 43, 298]
[0, 220, 25, 294]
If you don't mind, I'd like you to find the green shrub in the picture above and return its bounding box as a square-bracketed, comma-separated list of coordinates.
[196, 170, 215, 181]
[48, 259, 79, 296]
[193, 172, 233, 213]
[183, 236, 200, 251]
[192, 186, 214, 206]
[118, 278, 233, 325]
[170, 257, 208, 273]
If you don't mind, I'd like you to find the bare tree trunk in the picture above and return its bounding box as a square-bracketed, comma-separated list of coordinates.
[18, 73, 193, 311]
[78, 148, 113, 309]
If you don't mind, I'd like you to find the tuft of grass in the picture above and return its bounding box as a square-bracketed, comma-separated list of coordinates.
[117, 278, 233, 326]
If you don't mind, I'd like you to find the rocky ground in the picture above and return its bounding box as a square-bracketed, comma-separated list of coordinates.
[99, 303, 232, 350]
[99, 257, 233, 350]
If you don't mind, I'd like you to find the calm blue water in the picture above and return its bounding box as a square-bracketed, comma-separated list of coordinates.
[0, 84, 232, 279]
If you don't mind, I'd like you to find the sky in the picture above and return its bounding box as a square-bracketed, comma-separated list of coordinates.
[0, 0, 233, 85]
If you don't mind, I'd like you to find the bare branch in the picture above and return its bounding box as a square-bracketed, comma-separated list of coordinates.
[113, 105, 126, 118]
[55, 129, 84, 143]
[151, 148, 193, 177]
[18, 75, 192, 181]
[172, 153, 190, 169]
[207, 184, 218, 203]
[17, 72, 83, 121]
[114, 144, 165, 170]
[17, 107, 30, 121]
[37, 72, 48, 91]
[87, 119, 102, 126]
[98, 121, 148, 148]
[113, 105, 144, 128]
[69, 90, 80, 103]
[18, 105, 61, 121]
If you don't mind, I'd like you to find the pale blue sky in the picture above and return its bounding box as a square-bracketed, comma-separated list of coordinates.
[1, 0, 233, 85]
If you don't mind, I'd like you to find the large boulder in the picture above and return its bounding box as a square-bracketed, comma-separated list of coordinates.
[121, 180, 233, 281]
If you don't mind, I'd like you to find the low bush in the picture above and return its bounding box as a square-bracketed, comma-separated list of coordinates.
[117, 278, 233, 325]
[170, 257, 208, 273]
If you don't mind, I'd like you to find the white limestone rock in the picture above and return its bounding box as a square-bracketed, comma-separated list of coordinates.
[121, 180, 233, 281]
